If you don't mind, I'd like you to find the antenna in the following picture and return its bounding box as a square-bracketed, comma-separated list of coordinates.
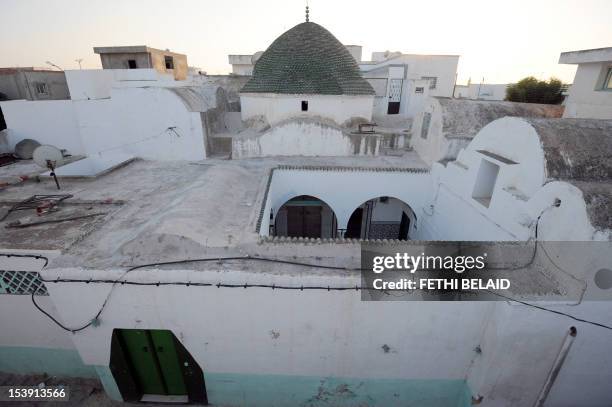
[75, 58, 83, 69]
[45, 61, 63, 71]
[33, 145, 64, 190]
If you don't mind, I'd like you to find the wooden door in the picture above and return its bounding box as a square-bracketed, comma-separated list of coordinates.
[119, 330, 187, 396]
[286, 206, 322, 238]
[303, 206, 322, 238]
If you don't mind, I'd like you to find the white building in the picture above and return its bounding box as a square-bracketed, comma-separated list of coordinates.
[1, 115, 611, 406]
[227, 53, 263, 76]
[228, 45, 361, 76]
[231, 20, 381, 158]
[360, 52, 459, 118]
[239, 21, 375, 127]
[0, 67, 231, 161]
[559, 46, 612, 119]
[229, 48, 459, 120]
[454, 83, 508, 101]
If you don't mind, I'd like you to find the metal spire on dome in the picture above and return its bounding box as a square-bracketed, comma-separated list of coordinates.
[305, 1, 310, 22]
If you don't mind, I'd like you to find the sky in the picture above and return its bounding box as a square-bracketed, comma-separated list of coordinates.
[1, 0, 611, 84]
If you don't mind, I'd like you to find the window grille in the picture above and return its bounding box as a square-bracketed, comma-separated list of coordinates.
[421, 76, 438, 89]
[0, 270, 48, 295]
[34, 82, 48, 95]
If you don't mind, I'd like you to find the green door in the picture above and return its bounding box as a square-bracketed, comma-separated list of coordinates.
[150, 330, 188, 395]
[118, 329, 187, 396]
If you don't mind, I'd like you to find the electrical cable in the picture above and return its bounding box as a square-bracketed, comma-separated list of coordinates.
[2, 251, 611, 333]
[0, 253, 48, 268]
[31, 293, 94, 333]
[486, 290, 612, 331]
[95, 126, 181, 156]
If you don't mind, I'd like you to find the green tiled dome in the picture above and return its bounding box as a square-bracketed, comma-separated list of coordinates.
[241, 22, 374, 96]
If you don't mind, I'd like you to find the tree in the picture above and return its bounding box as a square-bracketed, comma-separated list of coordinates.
[505, 77, 564, 104]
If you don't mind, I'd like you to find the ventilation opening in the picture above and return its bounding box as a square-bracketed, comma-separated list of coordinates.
[472, 159, 500, 207]
[421, 112, 432, 139]
[127, 60, 137, 69]
[301, 100, 308, 111]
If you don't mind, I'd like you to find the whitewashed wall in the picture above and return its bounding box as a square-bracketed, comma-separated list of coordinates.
[1, 86, 207, 160]
[231, 65, 253, 76]
[466, 300, 612, 407]
[0, 251, 94, 378]
[43, 267, 490, 403]
[240, 93, 374, 126]
[232, 121, 383, 158]
[454, 84, 508, 101]
[468, 84, 508, 101]
[563, 63, 612, 119]
[361, 54, 459, 98]
[410, 97, 449, 165]
[0, 253, 65, 349]
[65, 70, 115, 101]
[371, 79, 430, 119]
[362, 116, 612, 405]
[403, 79, 430, 117]
[0, 100, 84, 155]
[40, 256, 612, 407]
[75, 87, 206, 160]
[370, 198, 408, 222]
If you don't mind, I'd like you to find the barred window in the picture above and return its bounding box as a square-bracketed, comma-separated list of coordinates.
[0, 270, 48, 295]
[34, 82, 48, 95]
[422, 76, 438, 89]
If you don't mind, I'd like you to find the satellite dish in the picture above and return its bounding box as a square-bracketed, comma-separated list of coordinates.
[33, 145, 64, 190]
[33, 145, 63, 168]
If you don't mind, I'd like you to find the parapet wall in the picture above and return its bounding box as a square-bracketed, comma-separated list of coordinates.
[232, 118, 384, 159]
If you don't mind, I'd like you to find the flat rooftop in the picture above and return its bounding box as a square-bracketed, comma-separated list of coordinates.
[93, 45, 186, 56]
[0, 154, 427, 272]
[559, 46, 612, 64]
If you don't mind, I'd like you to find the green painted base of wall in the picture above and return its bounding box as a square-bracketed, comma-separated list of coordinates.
[94, 365, 123, 401]
[0, 346, 96, 378]
[0, 347, 472, 406]
[206, 372, 472, 407]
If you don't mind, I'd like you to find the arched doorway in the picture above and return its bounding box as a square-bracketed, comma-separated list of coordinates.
[273, 195, 338, 238]
[345, 196, 416, 240]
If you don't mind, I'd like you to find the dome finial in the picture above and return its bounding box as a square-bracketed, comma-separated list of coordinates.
[305, 1, 309, 22]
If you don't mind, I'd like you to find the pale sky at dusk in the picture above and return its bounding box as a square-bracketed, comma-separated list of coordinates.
[1, 0, 611, 84]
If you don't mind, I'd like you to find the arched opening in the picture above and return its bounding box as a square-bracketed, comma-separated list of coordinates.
[345, 196, 416, 240]
[273, 195, 338, 238]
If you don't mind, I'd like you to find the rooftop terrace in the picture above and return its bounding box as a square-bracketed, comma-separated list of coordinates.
[0, 154, 427, 271]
